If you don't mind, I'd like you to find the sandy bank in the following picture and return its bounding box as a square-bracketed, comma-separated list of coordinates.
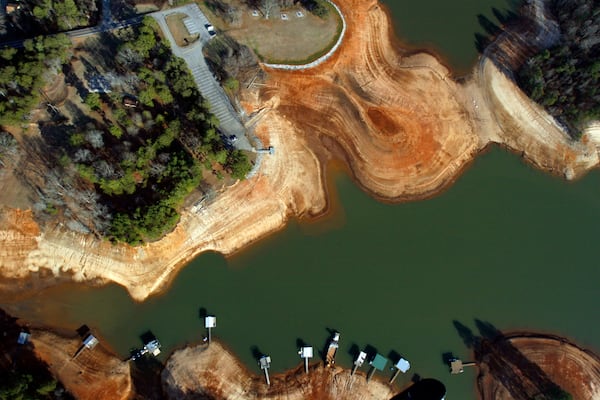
[0, 0, 598, 301]
[30, 329, 132, 400]
[477, 334, 600, 400]
[162, 341, 397, 400]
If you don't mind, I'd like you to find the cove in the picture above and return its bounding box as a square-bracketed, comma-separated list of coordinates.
[4, 147, 600, 398]
[382, 0, 512, 73]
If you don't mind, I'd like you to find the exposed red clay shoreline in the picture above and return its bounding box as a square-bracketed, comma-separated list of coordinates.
[0, 0, 598, 303]
[477, 333, 600, 400]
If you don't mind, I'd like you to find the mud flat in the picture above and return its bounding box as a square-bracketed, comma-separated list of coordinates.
[0, 0, 598, 300]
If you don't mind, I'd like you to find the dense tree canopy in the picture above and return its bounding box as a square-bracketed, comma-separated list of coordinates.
[0, 35, 71, 125]
[517, 0, 600, 138]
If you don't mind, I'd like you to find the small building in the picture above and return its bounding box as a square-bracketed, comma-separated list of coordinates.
[259, 355, 272, 386]
[17, 331, 29, 345]
[367, 353, 388, 381]
[395, 358, 411, 373]
[450, 358, 464, 374]
[83, 334, 99, 350]
[6, 2, 21, 14]
[352, 351, 367, 375]
[299, 346, 313, 374]
[123, 96, 138, 108]
[87, 75, 112, 93]
[204, 315, 216, 344]
[390, 357, 411, 383]
[204, 316, 216, 329]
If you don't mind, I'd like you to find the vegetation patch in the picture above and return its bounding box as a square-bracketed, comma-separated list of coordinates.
[165, 13, 199, 47]
[1, 0, 100, 38]
[0, 35, 72, 125]
[1, 17, 251, 246]
[517, 0, 600, 139]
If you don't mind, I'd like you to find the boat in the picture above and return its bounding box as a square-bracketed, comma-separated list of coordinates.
[325, 331, 340, 367]
[144, 339, 161, 356]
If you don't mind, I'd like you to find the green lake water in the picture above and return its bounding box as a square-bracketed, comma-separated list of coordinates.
[5, 149, 600, 398]
[3, 1, 600, 398]
[382, 0, 512, 73]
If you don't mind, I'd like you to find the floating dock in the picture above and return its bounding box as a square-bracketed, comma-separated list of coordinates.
[259, 355, 272, 386]
[367, 353, 387, 382]
[325, 332, 340, 367]
[390, 357, 411, 383]
[449, 358, 476, 374]
[351, 351, 367, 375]
[298, 346, 313, 374]
[204, 316, 216, 344]
[129, 338, 161, 361]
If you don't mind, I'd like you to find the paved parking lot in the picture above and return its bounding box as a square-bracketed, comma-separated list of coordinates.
[152, 4, 252, 151]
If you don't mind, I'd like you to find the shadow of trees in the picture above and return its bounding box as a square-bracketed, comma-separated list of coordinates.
[453, 319, 571, 400]
[474, 0, 560, 78]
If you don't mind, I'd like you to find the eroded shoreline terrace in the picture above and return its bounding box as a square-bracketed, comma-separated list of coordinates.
[0, 0, 598, 303]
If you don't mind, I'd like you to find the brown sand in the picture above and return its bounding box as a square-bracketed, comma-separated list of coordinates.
[162, 341, 397, 400]
[477, 334, 600, 400]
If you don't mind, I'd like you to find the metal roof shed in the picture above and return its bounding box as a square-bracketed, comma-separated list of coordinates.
[396, 358, 411, 373]
[17, 332, 30, 345]
[370, 354, 388, 371]
[83, 334, 99, 349]
[367, 353, 388, 382]
[204, 316, 217, 328]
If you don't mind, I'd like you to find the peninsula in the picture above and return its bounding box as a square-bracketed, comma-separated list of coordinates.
[0, 0, 597, 302]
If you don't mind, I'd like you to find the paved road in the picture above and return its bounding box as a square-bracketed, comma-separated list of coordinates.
[0, 0, 143, 48]
[152, 4, 251, 151]
[1, 2, 251, 152]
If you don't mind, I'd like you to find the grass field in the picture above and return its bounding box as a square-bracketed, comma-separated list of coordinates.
[200, 1, 341, 64]
[166, 13, 199, 47]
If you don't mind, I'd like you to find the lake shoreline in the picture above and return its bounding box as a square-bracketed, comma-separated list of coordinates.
[4, 307, 599, 400]
[0, 0, 598, 304]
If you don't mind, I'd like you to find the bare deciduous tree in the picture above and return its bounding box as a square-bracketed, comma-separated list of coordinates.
[85, 129, 104, 149]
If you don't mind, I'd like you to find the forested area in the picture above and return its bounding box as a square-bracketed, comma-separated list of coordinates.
[517, 0, 599, 138]
[2, 0, 99, 38]
[0, 311, 69, 400]
[57, 18, 250, 244]
[0, 35, 71, 124]
[0, 18, 251, 245]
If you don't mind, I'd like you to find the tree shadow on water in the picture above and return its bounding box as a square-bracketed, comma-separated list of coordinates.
[453, 319, 571, 400]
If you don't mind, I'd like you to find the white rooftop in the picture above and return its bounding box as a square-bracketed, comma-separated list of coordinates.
[145, 339, 161, 356]
[354, 351, 367, 366]
[17, 332, 29, 345]
[299, 346, 313, 358]
[395, 358, 411, 373]
[205, 316, 217, 328]
[83, 334, 99, 349]
[259, 355, 271, 368]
